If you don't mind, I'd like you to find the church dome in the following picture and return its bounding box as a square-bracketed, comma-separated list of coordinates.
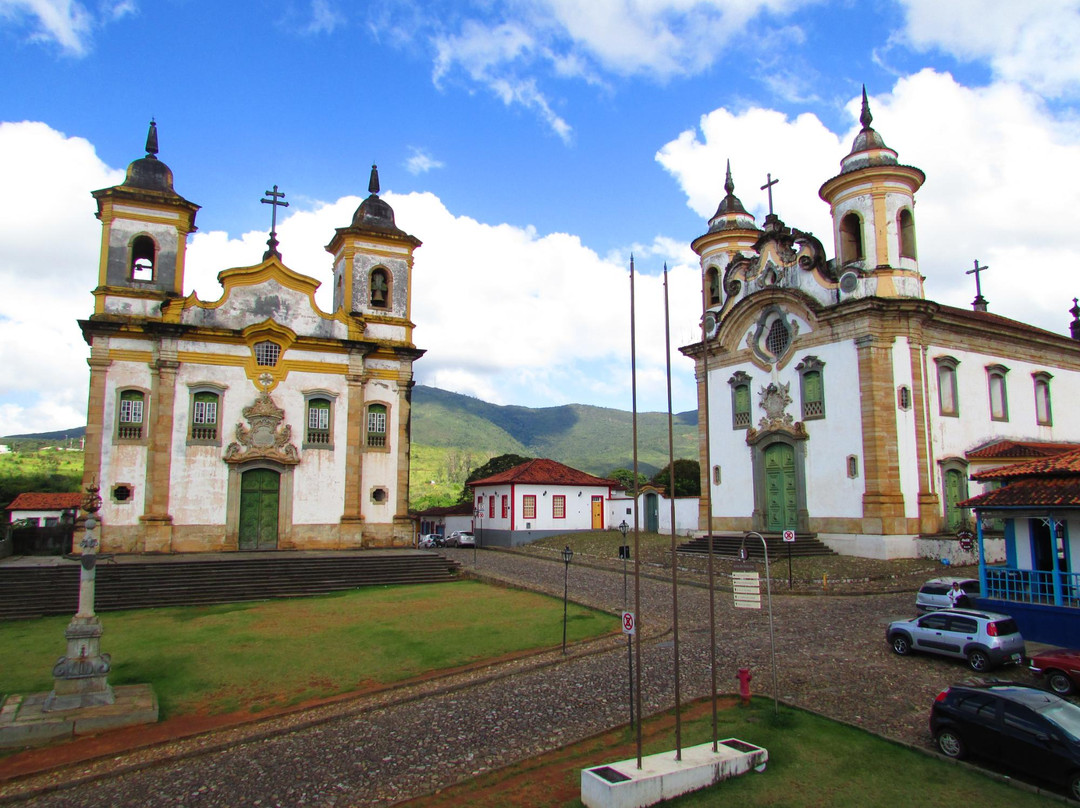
[349, 164, 407, 235]
[838, 87, 899, 175]
[121, 120, 178, 194]
[706, 161, 758, 233]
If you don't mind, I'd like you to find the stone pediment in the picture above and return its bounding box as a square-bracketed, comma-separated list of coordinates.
[721, 216, 829, 305]
[224, 391, 300, 465]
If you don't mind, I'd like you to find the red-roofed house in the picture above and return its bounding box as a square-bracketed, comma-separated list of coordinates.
[961, 448, 1080, 645]
[470, 459, 623, 546]
[6, 492, 83, 527]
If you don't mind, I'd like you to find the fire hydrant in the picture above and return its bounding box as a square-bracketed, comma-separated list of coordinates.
[736, 667, 753, 705]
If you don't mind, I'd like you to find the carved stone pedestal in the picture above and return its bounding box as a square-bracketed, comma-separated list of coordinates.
[43, 615, 114, 712]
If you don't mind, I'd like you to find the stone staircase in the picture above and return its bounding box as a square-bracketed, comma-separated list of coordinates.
[676, 533, 836, 560]
[0, 552, 462, 620]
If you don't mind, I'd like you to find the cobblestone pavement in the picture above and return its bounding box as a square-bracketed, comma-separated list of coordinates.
[0, 550, 1034, 807]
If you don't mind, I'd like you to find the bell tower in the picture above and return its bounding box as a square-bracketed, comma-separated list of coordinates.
[818, 88, 925, 298]
[325, 165, 421, 331]
[90, 121, 200, 317]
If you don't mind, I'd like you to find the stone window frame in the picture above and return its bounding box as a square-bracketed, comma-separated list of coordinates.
[705, 266, 721, 307]
[986, 364, 1010, 422]
[748, 305, 798, 366]
[897, 384, 912, 411]
[934, 356, 960, 418]
[114, 386, 150, 445]
[846, 455, 859, 479]
[370, 486, 389, 504]
[254, 340, 282, 367]
[365, 401, 390, 452]
[839, 211, 864, 264]
[1033, 371, 1053, 427]
[522, 494, 537, 520]
[303, 390, 337, 450]
[111, 483, 135, 504]
[729, 371, 752, 430]
[897, 208, 917, 259]
[129, 233, 158, 282]
[369, 266, 392, 310]
[187, 382, 226, 447]
[796, 355, 826, 420]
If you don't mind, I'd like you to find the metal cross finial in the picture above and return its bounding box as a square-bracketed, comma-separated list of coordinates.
[967, 259, 989, 311]
[761, 173, 779, 216]
[261, 185, 289, 260]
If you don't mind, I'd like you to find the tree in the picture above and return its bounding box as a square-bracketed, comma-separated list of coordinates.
[457, 454, 533, 503]
[649, 459, 700, 497]
[608, 468, 648, 491]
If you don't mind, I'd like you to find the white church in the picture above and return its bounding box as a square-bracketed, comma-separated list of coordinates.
[79, 123, 422, 553]
[683, 90, 1080, 559]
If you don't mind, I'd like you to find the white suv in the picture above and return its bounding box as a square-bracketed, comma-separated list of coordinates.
[887, 608, 1025, 672]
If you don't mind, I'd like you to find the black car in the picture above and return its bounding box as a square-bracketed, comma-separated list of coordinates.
[930, 683, 1080, 800]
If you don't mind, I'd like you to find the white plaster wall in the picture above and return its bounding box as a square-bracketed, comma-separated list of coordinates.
[474, 483, 607, 532]
[99, 357, 151, 526]
[182, 279, 344, 340]
[927, 345, 1080, 465]
[605, 495, 698, 533]
[363, 322, 407, 342]
[104, 297, 163, 317]
[282, 370, 348, 524]
[359, 377, 401, 525]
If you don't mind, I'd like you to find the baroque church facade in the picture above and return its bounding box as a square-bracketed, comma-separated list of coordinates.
[683, 91, 1080, 558]
[79, 123, 423, 553]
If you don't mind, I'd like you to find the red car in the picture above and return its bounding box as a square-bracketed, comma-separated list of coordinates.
[1030, 648, 1080, 696]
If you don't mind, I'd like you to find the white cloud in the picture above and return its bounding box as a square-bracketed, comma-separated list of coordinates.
[657, 69, 1080, 340]
[0, 0, 133, 55]
[0, 121, 123, 434]
[302, 0, 343, 35]
[898, 0, 1080, 98]
[405, 147, 444, 175]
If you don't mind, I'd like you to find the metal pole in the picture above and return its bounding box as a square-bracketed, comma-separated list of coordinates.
[619, 520, 633, 727]
[663, 265, 682, 758]
[788, 542, 792, 590]
[629, 256, 643, 768]
[700, 277, 718, 751]
[562, 546, 572, 655]
[746, 531, 780, 717]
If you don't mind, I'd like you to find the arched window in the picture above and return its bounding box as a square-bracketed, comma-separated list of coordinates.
[935, 356, 959, 417]
[254, 341, 281, 367]
[898, 209, 917, 259]
[839, 212, 863, 264]
[987, 365, 1009, 422]
[729, 371, 752, 429]
[796, 356, 825, 420]
[370, 268, 390, 309]
[130, 235, 156, 281]
[306, 397, 332, 446]
[1034, 372, 1053, 426]
[117, 389, 146, 441]
[366, 403, 388, 449]
[897, 385, 912, 411]
[189, 387, 223, 444]
[705, 267, 721, 306]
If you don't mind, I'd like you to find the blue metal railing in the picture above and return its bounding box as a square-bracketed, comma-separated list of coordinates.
[985, 566, 1080, 608]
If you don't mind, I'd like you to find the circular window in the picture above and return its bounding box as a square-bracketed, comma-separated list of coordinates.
[371, 488, 387, 503]
[113, 485, 132, 502]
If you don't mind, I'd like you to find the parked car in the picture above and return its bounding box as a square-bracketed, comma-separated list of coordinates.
[916, 576, 980, 612]
[456, 531, 476, 548]
[1031, 648, 1080, 696]
[886, 607, 1026, 671]
[930, 682, 1080, 800]
[418, 534, 443, 548]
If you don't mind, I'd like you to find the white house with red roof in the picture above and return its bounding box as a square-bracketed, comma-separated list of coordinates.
[469, 458, 623, 547]
[6, 492, 83, 528]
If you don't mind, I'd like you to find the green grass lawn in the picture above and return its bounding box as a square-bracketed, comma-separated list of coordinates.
[403, 698, 1059, 807]
[0, 580, 614, 719]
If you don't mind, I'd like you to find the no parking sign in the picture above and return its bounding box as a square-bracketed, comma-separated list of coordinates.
[621, 611, 636, 635]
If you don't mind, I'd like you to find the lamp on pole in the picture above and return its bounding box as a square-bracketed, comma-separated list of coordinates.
[561, 545, 574, 654]
[473, 506, 483, 564]
[618, 520, 630, 607]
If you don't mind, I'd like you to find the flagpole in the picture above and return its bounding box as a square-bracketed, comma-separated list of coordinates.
[663, 264, 682, 759]
[701, 279, 718, 751]
[630, 255, 643, 769]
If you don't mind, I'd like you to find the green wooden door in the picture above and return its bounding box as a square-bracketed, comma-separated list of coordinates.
[764, 444, 797, 532]
[239, 468, 280, 550]
[645, 493, 659, 533]
[944, 469, 964, 532]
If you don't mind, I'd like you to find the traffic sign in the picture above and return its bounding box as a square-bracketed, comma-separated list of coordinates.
[783, 530, 796, 542]
[621, 611, 636, 635]
[732, 566, 761, 610]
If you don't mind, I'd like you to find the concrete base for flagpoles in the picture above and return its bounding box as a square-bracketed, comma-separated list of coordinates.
[580, 739, 767, 808]
[0, 684, 158, 749]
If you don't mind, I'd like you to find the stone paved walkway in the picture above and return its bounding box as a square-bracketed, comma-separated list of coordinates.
[0, 550, 1037, 807]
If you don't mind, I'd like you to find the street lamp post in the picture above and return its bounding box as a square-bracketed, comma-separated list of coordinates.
[561, 545, 574, 654]
[473, 506, 483, 564]
[617, 519, 633, 727]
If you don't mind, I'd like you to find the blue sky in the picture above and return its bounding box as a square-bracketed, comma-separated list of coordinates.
[2, 0, 1080, 435]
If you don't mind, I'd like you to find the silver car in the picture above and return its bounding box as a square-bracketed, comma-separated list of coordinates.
[916, 576, 980, 612]
[887, 608, 1025, 672]
[455, 531, 476, 548]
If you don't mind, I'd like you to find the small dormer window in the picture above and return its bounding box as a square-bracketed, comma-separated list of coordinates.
[130, 235, 156, 281]
[254, 341, 281, 367]
[370, 268, 390, 309]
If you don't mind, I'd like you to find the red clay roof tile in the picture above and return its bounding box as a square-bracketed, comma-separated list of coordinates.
[470, 458, 618, 488]
[6, 492, 83, 512]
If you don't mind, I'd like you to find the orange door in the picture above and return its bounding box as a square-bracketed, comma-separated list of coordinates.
[591, 496, 603, 529]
